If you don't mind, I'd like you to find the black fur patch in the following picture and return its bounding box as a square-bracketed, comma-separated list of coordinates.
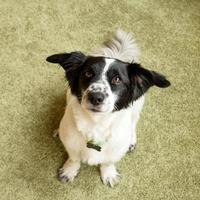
[79, 57, 106, 92]
[128, 63, 171, 101]
[47, 52, 87, 100]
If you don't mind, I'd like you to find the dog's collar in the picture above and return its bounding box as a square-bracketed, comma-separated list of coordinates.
[82, 129, 112, 152]
[86, 140, 105, 152]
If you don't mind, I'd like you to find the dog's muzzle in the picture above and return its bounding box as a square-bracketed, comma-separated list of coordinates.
[82, 82, 115, 113]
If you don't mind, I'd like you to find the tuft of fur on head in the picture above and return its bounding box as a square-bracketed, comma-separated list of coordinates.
[91, 29, 140, 63]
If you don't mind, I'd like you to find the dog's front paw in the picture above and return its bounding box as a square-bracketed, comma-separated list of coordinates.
[58, 168, 70, 182]
[58, 160, 80, 183]
[100, 164, 120, 187]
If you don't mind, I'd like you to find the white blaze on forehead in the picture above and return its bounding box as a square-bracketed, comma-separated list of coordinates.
[82, 58, 117, 113]
[103, 58, 115, 75]
[88, 58, 115, 90]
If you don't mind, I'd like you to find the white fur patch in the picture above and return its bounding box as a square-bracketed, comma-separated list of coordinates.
[100, 164, 120, 187]
[103, 58, 114, 74]
[92, 29, 140, 63]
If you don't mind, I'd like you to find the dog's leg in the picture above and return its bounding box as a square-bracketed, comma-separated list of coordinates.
[129, 96, 145, 152]
[129, 113, 143, 151]
[100, 163, 120, 187]
[129, 122, 137, 152]
[58, 159, 81, 183]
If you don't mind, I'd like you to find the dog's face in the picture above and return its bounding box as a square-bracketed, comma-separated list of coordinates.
[79, 56, 132, 113]
[46, 52, 170, 113]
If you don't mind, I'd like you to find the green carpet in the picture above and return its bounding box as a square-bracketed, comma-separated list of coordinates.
[0, 0, 199, 199]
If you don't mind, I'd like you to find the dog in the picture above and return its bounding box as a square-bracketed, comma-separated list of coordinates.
[46, 30, 170, 187]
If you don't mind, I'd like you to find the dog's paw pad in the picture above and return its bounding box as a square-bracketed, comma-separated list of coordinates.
[128, 144, 137, 152]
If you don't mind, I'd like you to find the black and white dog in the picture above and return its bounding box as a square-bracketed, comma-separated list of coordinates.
[46, 30, 170, 187]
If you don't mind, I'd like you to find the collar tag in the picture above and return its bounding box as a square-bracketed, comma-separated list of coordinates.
[87, 141, 102, 151]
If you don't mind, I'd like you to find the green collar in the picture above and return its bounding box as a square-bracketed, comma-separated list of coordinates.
[87, 140, 104, 151]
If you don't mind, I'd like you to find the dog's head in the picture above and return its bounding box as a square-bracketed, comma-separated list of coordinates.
[46, 52, 170, 113]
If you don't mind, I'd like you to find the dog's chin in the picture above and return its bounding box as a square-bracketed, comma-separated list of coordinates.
[89, 107, 108, 113]
[82, 104, 113, 114]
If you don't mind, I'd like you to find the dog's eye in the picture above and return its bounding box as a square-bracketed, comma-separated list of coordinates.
[84, 71, 93, 78]
[111, 76, 122, 85]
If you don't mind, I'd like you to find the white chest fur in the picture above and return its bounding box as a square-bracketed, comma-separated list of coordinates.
[72, 100, 117, 144]
[59, 92, 144, 165]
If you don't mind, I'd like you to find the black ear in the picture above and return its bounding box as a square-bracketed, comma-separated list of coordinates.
[46, 51, 86, 71]
[150, 71, 171, 88]
[46, 53, 70, 64]
[46, 51, 86, 97]
[129, 63, 171, 100]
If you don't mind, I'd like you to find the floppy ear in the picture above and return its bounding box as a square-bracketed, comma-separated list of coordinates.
[46, 51, 86, 71]
[129, 63, 171, 100]
[46, 51, 86, 96]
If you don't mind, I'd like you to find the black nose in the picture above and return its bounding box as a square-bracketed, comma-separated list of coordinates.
[88, 92, 105, 106]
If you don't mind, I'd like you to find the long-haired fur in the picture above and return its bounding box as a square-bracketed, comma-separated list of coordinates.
[92, 29, 140, 63]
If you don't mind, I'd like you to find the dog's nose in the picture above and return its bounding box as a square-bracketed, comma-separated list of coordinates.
[88, 92, 105, 106]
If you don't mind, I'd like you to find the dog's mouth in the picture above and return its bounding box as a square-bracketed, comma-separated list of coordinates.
[89, 107, 104, 113]
[83, 103, 112, 114]
[81, 92, 114, 113]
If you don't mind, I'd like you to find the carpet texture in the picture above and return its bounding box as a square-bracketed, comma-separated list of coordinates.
[0, 0, 199, 199]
